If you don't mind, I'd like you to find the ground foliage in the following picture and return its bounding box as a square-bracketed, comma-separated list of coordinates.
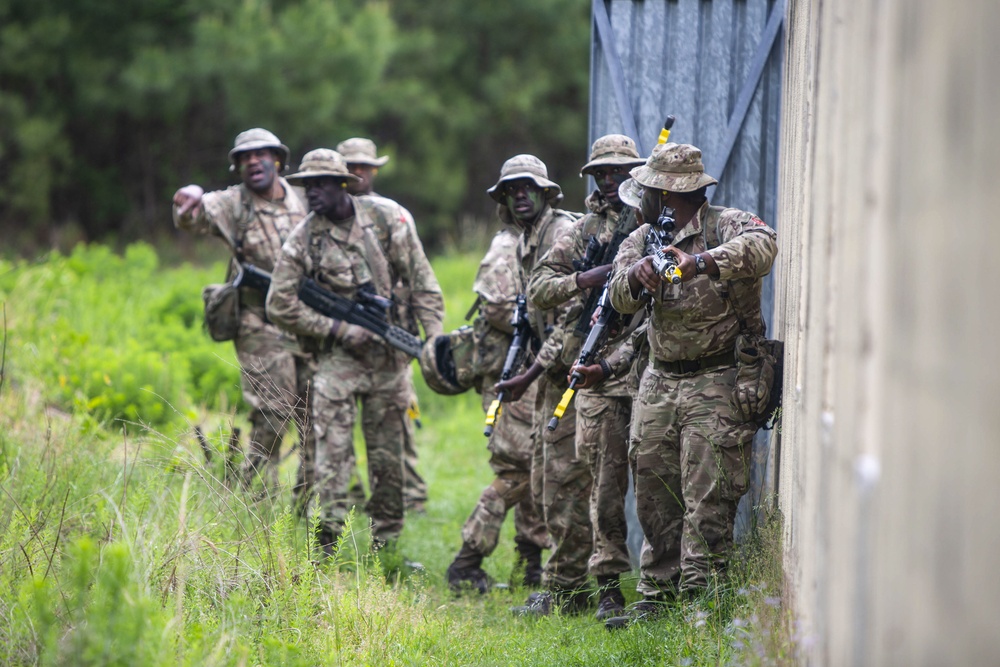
[0, 245, 792, 665]
[0, 0, 590, 254]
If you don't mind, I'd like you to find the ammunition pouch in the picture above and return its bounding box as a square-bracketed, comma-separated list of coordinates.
[202, 282, 241, 342]
[731, 334, 784, 428]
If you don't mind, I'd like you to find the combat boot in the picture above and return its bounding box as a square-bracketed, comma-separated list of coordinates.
[446, 543, 491, 594]
[604, 594, 670, 630]
[515, 541, 543, 588]
[595, 575, 626, 621]
[511, 589, 590, 617]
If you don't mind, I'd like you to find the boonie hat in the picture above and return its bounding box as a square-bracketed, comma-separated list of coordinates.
[629, 143, 718, 193]
[229, 128, 291, 172]
[580, 134, 645, 176]
[618, 178, 643, 209]
[285, 149, 360, 184]
[487, 154, 562, 204]
[336, 137, 390, 167]
[419, 328, 477, 396]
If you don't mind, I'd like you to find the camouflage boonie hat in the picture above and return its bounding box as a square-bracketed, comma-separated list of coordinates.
[228, 128, 291, 172]
[487, 154, 562, 204]
[630, 143, 718, 193]
[419, 328, 477, 396]
[285, 149, 360, 184]
[336, 137, 390, 167]
[618, 178, 643, 208]
[580, 134, 645, 176]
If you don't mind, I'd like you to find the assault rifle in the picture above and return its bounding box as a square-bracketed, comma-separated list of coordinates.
[234, 264, 425, 358]
[645, 207, 682, 287]
[483, 294, 531, 437]
[573, 206, 635, 339]
[547, 284, 620, 431]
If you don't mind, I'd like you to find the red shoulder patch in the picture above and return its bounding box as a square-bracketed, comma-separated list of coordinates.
[749, 215, 766, 226]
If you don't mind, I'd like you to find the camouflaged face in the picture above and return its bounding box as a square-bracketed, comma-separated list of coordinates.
[488, 154, 562, 203]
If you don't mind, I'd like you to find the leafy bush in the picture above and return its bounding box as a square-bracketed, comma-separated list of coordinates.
[0, 242, 240, 430]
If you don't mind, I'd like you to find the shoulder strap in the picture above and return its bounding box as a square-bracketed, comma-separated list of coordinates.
[359, 219, 394, 298]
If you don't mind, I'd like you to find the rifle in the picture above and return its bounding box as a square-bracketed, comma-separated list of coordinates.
[547, 284, 619, 431]
[572, 206, 636, 339]
[483, 294, 531, 437]
[645, 207, 682, 287]
[235, 263, 425, 358]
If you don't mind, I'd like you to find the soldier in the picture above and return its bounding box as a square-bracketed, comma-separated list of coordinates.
[265, 149, 444, 557]
[337, 137, 428, 514]
[526, 134, 646, 621]
[172, 128, 310, 495]
[433, 227, 550, 593]
[484, 155, 592, 616]
[605, 143, 777, 628]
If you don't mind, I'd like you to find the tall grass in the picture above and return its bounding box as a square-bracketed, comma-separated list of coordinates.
[0, 243, 790, 665]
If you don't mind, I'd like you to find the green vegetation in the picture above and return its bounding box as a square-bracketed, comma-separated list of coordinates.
[0, 245, 788, 665]
[0, 0, 589, 252]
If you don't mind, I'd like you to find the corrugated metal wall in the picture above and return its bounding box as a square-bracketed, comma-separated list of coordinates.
[590, 0, 786, 550]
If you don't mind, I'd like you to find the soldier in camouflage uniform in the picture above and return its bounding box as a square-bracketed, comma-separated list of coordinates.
[265, 149, 444, 555]
[337, 137, 427, 514]
[483, 156, 591, 616]
[605, 143, 777, 628]
[173, 128, 311, 494]
[526, 134, 646, 621]
[445, 227, 549, 593]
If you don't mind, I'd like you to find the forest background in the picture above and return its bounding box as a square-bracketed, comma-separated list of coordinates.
[0, 0, 591, 256]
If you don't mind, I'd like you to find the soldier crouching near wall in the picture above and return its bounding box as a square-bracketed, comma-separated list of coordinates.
[265, 149, 443, 560]
[172, 128, 311, 496]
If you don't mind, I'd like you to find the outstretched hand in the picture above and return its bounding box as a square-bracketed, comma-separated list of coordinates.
[173, 185, 205, 219]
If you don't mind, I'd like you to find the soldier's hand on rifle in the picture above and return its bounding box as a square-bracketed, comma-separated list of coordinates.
[575, 264, 613, 290]
[173, 185, 205, 219]
[627, 256, 663, 295]
[495, 361, 543, 402]
[339, 323, 375, 350]
[569, 363, 607, 390]
[664, 246, 697, 282]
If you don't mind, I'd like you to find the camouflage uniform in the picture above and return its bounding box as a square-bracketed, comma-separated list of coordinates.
[174, 176, 310, 491]
[266, 150, 443, 544]
[362, 196, 427, 512]
[337, 138, 426, 511]
[510, 203, 592, 597]
[528, 190, 643, 585]
[608, 143, 777, 596]
[458, 228, 548, 560]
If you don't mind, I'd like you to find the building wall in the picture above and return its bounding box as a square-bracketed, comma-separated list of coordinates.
[776, 1, 1000, 664]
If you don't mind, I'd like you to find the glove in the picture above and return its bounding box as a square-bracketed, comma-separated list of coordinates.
[731, 336, 775, 422]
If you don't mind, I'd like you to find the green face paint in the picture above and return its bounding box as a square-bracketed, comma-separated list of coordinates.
[506, 187, 543, 223]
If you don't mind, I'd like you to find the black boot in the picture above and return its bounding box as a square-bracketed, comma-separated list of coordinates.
[595, 575, 626, 621]
[446, 543, 491, 594]
[515, 541, 543, 588]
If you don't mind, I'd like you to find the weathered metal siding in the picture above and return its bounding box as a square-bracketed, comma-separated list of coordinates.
[591, 0, 785, 550]
[590, 0, 783, 228]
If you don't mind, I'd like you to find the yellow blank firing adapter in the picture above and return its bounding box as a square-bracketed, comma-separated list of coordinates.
[484, 400, 502, 437]
[658, 115, 676, 145]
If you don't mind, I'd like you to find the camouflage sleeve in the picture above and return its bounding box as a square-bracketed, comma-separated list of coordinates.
[531, 215, 585, 373]
[707, 211, 778, 281]
[526, 216, 586, 310]
[265, 220, 336, 339]
[608, 225, 648, 315]
[473, 230, 520, 334]
[173, 185, 241, 244]
[604, 318, 646, 377]
[386, 207, 445, 338]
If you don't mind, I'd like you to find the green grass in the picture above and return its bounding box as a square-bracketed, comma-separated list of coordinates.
[0, 244, 789, 666]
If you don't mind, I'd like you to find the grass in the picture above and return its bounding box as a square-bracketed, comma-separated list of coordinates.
[0, 244, 792, 666]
